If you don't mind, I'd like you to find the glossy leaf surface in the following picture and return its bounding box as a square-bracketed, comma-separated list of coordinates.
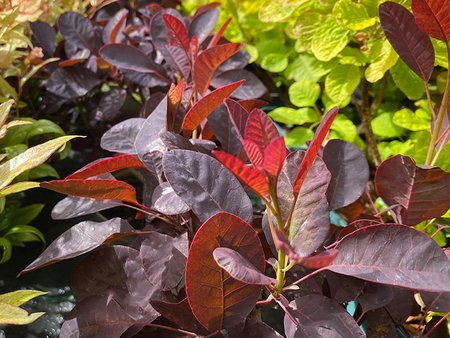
[412, 0, 450, 42]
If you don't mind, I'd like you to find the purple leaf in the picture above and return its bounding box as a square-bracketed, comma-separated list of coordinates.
[159, 131, 212, 154]
[188, 8, 219, 44]
[51, 195, 122, 219]
[102, 8, 128, 44]
[420, 292, 450, 312]
[323, 139, 369, 210]
[45, 66, 101, 100]
[58, 12, 101, 52]
[30, 21, 56, 57]
[241, 320, 284, 337]
[151, 182, 190, 215]
[379, 2, 434, 81]
[385, 288, 414, 324]
[213, 247, 277, 286]
[20, 218, 133, 274]
[139, 232, 188, 291]
[375, 155, 450, 225]
[225, 98, 250, 140]
[92, 88, 127, 121]
[329, 224, 450, 292]
[101, 118, 145, 154]
[284, 295, 364, 338]
[162, 150, 253, 223]
[211, 69, 267, 99]
[325, 272, 364, 303]
[357, 283, 394, 313]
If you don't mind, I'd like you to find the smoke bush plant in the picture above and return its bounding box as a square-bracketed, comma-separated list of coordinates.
[18, 1, 450, 337]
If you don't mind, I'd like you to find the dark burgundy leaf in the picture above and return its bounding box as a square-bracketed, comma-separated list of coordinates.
[211, 69, 267, 99]
[242, 319, 284, 338]
[284, 295, 364, 338]
[139, 232, 188, 291]
[185, 212, 265, 331]
[151, 182, 190, 215]
[412, 0, 450, 42]
[379, 2, 434, 81]
[163, 14, 190, 54]
[188, 8, 219, 44]
[217, 50, 251, 73]
[245, 108, 280, 153]
[193, 43, 242, 95]
[162, 150, 253, 223]
[213, 247, 277, 285]
[30, 21, 56, 57]
[325, 272, 364, 303]
[213, 150, 269, 198]
[60, 295, 135, 338]
[103, 8, 128, 44]
[159, 131, 211, 154]
[51, 195, 123, 220]
[182, 80, 244, 131]
[92, 88, 127, 121]
[329, 224, 450, 292]
[323, 139, 369, 210]
[45, 66, 101, 99]
[225, 98, 250, 139]
[365, 308, 397, 338]
[421, 292, 450, 312]
[101, 118, 145, 154]
[66, 154, 144, 180]
[293, 107, 339, 195]
[20, 218, 133, 274]
[239, 99, 268, 112]
[73, 245, 159, 322]
[375, 155, 450, 225]
[385, 288, 414, 324]
[40, 179, 140, 205]
[121, 69, 171, 87]
[151, 298, 204, 333]
[357, 283, 394, 313]
[58, 11, 101, 52]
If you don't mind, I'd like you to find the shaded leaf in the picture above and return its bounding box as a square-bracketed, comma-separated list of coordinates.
[151, 182, 190, 215]
[357, 283, 394, 313]
[193, 43, 242, 95]
[151, 298, 204, 333]
[323, 139, 369, 210]
[45, 67, 101, 99]
[421, 291, 450, 312]
[211, 69, 267, 100]
[59, 12, 100, 52]
[375, 155, 450, 225]
[30, 21, 56, 57]
[51, 195, 122, 220]
[329, 224, 450, 292]
[379, 1, 434, 81]
[101, 118, 145, 154]
[365, 308, 397, 338]
[103, 9, 128, 44]
[412, 0, 450, 42]
[163, 150, 253, 223]
[182, 80, 244, 131]
[185, 212, 265, 331]
[20, 218, 133, 274]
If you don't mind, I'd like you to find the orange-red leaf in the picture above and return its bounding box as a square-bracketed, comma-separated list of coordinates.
[412, 0, 450, 42]
[208, 17, 231, 48]
[182, 80, 244, 131]
[263, 136, 286, 178]
[66, 155, 145, 180]
[245, 109, 279, 152]
[167, 80, 186, 131]
[40, 179, 139, 205]
[193, 43, 242, 95]
[163, 14, 190, 54]
[238, 99, 268, 112]
[243, 140, 264, 170]
[213, 150, 269, 197]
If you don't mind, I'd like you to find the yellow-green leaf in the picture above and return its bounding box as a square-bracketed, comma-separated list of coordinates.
[392, 108, 430, 131]
[390, 60, 425, 100]
[261, 53, 289, 73]
[0, 290, 47, 307]
[365, 40, 398, 83]
[0, 135, 80, 190]
[289, 80, 320, 107]
[0, 181, 40, 197]
[0, 301, 45, 325]
[269, 107, 320, 125]
[0, 99, 14, 129]
[311, 19, 350, 62]
[325, 64, 361, 106]
[333, 0, 377, 30]
[259, 0, 300, 22]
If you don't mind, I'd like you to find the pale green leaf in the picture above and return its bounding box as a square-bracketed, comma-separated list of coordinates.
[0, 290, 47, 307]
[261, 53, 289, 73]
[0, 181, 40, 197]
[269, 107, 320, 125]
[329, 115, 365, 149]
[311, 19, 350, 61]
[0, 135, 79, 189]
[0, 301, 45, 325]
[289, 80, 320, 107]
[325, 64, 361, 106]
[390, 60, 425, 100]
[285, 54, 337, 82]
[432, 39, 448, 69]
[365, 40, 398, 83]
[285, 127, 314, 147]
[259, 0, 299, 22]
[392, 108, 430, 131]
[333, 0, 377, 30]
[339, 47, 368, 66]
[0, 99, 14, 129]
[371, 112, 405, 138]
[288, 11, 321, 51]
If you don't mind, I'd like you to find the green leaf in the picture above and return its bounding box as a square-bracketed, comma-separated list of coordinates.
[285, 127, 314, 148]
[4, 144, 28, 159]
[0, 181, 40, 198]
[4, 225, 46, 246]
[416, 222, 446, 247]
[27, 119, 65, 140]
[365, 40, 398, 83]
[289, 11, 322, 51]
[259, 0, 300, 23]
[0, 237, 12, 263]
[0, 290, 46, 325]
[392, 108, 430, 131]
[269, 107, 320, 125]
[0, 135, 79, 190]
[333, 0, 377, 30]
[390, 60, 425, 100]
[0, 76, 18, 100]
[339, 47, 368, 66]
[311, 18, 350, 62]
[432, 39, 448, 69]
[285, 54, 337, 82]
[261, 53, 289, 73]
[27, 163, 59, 180]
[0, 204, 44, 231]
[371, 112, 405, 138]
[289, 80, 321, 107]
[329, 115, 365, 149]
[325, 64, 361, 106]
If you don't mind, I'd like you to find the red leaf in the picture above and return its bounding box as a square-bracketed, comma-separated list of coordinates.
[163, 14, 190, 54]
[208, 17, 231, 48]
[213, 150, 269, 197]
[293, 107, 339, 195]
[263, 137, 286, 177]
[412, 0, 450, 42]
[243, 140, 264, 169]
[182, 80, 244, 131]
[185, 212, 265, 331]
[379, 2, 434, 81]
[167, 80, 186, 131]
[238, 99, 268, 112]
[225, 98, 249, 139]
[40, 179, 139, 205]
[193, 43, 242, 95]
[66, 155, 145, 180]
[245, 108, 280, 153]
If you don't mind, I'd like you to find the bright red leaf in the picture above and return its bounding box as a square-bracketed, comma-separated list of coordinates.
[412, 0, 450, 42]
[167, 80, 186, 131]
[163, 14, 190, 54]
[243, 140, 264, 170]
[208, 17, 231, 48]
[263, 136, 287, 178]
[245, 108, 280, 153]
